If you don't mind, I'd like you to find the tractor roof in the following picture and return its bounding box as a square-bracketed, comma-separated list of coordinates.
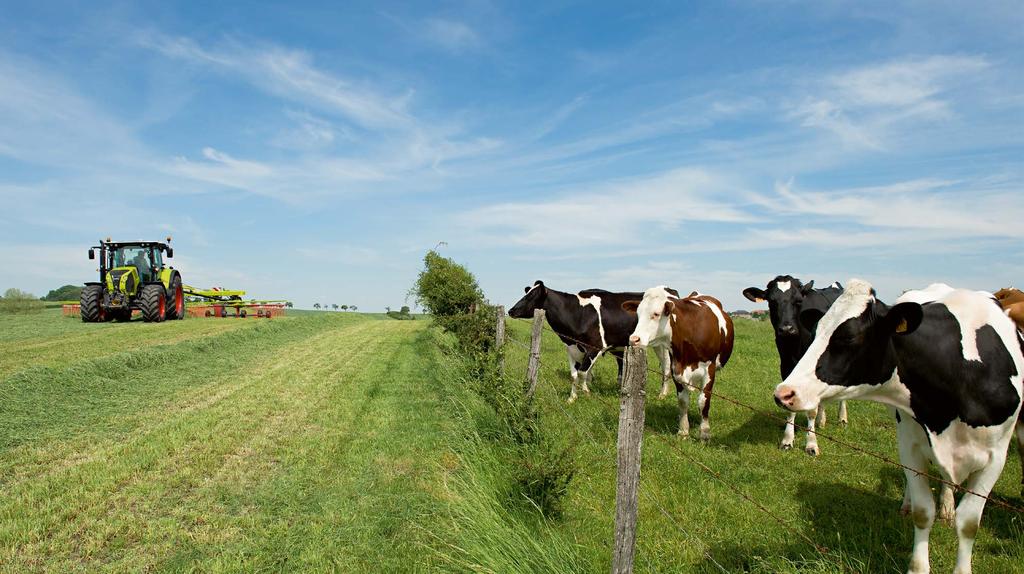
[100, 241, 170, 249]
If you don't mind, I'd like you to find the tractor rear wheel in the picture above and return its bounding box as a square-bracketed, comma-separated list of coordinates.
[165, 275, 186, 320]
[80, 285, 106, 323]
[140, 284, 167, 322]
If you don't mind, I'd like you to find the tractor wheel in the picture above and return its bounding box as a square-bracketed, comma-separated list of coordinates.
[239, 309, 247, 318]
[165, 275, 186, 320]
[80, 285, 106, 323]
[140, 284, 167, 323]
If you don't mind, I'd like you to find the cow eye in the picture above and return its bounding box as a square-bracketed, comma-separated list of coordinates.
[652, 312, 660, 319]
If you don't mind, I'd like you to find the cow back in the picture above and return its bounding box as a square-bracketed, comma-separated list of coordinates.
[669, 295, 734, 367]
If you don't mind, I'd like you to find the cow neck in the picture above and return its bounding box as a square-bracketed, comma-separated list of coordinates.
[541, 287, 590, 337]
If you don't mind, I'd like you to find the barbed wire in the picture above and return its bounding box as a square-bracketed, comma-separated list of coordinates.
[505, 315, 1024, 516]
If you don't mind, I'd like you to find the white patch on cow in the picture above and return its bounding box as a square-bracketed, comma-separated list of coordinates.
[775, 280, 791, 292]
[703, 298, 729, 337]
[577, 294, 608, 349]
[830, 281, 840, 289]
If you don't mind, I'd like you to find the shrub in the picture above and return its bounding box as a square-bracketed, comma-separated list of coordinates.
[0, 288, 44, 314]
[410, 250, 483, 319]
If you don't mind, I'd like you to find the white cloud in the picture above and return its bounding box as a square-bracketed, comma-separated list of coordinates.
[788, 55, 990, 149]
[457, 168, 757, 248]
[765, 177, 1023, 239]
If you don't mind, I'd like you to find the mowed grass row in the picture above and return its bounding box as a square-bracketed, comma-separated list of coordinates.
[502, 317, 1024, 573]
[0, 312, 456, 572]
[0, 309, 260, 378]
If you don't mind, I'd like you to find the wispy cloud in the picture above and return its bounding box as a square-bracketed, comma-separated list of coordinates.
[422, 18, 482, 52]
[457, 168, 756, 247]
[764, 177, 1023, 239]
[788, 55, 991, 150]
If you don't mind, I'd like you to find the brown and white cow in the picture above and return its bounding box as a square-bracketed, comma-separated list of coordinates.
[622, 287, 734, 440]
[993, 288, 1024, 331]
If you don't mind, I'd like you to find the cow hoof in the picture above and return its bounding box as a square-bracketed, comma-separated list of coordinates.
[566, 396, 577, 405]
[805, 445, 820, 457]
[677, 430, 690, 439]
[699, 432, 710, 443]
[780, 442, 793, 451]
[840, 419, 849, 426]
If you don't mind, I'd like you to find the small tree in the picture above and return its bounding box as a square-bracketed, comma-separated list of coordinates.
[350, 305, 357, 312]
[332, 304, 339, 311]
[285, 302, 293, 308]
[411, 250, 483, 319]
[341, 304, 348, 311]
[314, 303, 321, 310]
[400, 305, 411, 316]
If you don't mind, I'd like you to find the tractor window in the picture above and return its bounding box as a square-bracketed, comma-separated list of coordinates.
[152, 249, 164, 269]
[113, 247, 154, 281]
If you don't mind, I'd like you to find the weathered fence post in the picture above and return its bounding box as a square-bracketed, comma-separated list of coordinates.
[525, 308, 545, 399]
[495, 305, 506, 375]
[611, 346, 648, 574]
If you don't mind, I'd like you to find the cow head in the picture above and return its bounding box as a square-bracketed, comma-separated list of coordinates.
[774, 279, 923, 412]
[509, 280, 547, 318]
[743, 275, 816, 338]
[622, 286, 676, 347]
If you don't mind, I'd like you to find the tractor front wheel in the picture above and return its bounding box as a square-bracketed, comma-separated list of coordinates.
[166, 275, 186, 320]
[140, 284, 167, 323]
[80, 285, 106, 323]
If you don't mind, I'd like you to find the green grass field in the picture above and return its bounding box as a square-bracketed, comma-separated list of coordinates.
[0, 311, 1021, 572]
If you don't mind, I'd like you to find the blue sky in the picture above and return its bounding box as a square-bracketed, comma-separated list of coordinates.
[1, 1, 1021, 311]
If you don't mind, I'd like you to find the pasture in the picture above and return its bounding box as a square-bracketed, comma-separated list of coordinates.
[0, 310, 1021, 572]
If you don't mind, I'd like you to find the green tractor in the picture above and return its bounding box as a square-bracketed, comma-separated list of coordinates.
[80, 238, 186, 323]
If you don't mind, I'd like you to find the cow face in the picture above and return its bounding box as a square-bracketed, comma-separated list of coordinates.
[774, 279, 923, 412]
[743, 275, 813, 338]
[622, 286, 675, 347]
[509, 281, 546, 318]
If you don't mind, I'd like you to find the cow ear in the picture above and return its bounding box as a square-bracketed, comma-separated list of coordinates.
[621, 300, 640, 314]
[524, 286, 531, 293]
[663, 300, 675, 315]
[801, 280, 815, 294]
[800, 308, 825, 333]
[886, 302, 923, 336]
[743, 287, 766, 303]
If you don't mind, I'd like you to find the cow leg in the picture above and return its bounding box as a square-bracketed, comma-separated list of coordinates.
[1017, 418, 1024, 498]
[839, 400, 849, 425]
[657, 347, 672, 399]
[612, 349, 625, 386]
[579, 354, 596, 395]
[673, 365, 691, 438]
[897, 425, 934, 574]
[804, 407, 820, 456]
[566, 345, 581, 404]
[780, 412, 797, 450]
[953, 452, 1008, 574]
[697, 363, 715, 442]
[816, 405, 827, 428]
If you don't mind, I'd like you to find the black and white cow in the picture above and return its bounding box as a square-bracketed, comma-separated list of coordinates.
[774, 281, 1023, 574]
[743, 275, 846, 455]
[508, 281, 673, 403]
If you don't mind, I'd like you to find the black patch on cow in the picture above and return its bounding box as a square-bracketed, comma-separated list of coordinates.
[814, 301, 1020, 434]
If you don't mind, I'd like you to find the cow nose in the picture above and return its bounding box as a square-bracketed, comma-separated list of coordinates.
[774, 386, 797, 409]
[629, 335, 641, 346]
[779, 324, 798, 336]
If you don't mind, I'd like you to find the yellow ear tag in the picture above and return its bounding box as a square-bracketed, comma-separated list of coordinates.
[895, 318, 908, 333]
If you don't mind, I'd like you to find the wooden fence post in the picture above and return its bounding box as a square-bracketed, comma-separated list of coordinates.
[611, 346, 648, 574]
[495, 305, 506, 375]
[525, 308, 545, 399]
